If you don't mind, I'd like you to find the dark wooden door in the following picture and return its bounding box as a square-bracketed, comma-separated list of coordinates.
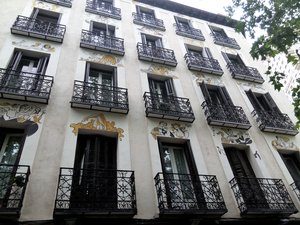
[72, 134, 117, 210]
[225, 147, 269, 211]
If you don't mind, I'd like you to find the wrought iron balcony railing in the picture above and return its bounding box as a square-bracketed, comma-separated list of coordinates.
[252, 110, 298, 136]
[133, 13, 165, 31]
[230, 177, 297, 216]
[291, 181, 300, 201]
[40, 0, 72, 7]
[137, 43, 177, 67]
[0, 68, 54, 104]
[184, 53, 223, 75]
[174, 24, 205, 41]
[154, 173, 227, 217]
[80, 30, 125, 56]
[211, 33, 240, 50]
[143, 92, 195, 123]
[11, 15, 66, 43]
[70, 80, 129, 114]
[85, 0, 121, 20]
[54, 168, 136, 217]
[202, 101, 251, 130]
[0, 164, 30, 216]
[227, 63, 264, 83]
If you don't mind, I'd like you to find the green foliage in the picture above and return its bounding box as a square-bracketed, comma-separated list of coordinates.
[226, 0, 300, 127]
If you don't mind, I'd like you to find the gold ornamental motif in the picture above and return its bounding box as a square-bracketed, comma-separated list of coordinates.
[70, 113, 124, 141]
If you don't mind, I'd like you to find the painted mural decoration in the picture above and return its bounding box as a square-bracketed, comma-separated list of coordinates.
[151, 121, 190, 140]
[34, 1, 61, 12]
[137, 26, 163, 36]
[12, 40, 55, 53]
[70, 113, 124, 141]
[271, 136, 299, 151]
[193, 73, 223, 86]
[237, 81, 265, 91]
[79, 52, 122, 66]
[141, 64, 177, 78]
[212, 127, 253, 145]
[0, 102, 45, 136]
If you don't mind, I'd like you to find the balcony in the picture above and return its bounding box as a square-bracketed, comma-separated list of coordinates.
[184, 53, 223, 75]
[70, 80, 129, 114]
[80, 30, 125, 56]
[143, 92, 195, 123]
[174, 24, 205, 41]
[252, 110, 298, 136]
[0, 68, 54, 104]
[291, 182, 300, 201]
[11, 16, 66, 43]
[85, 0, 121, 20]
[133, 13, 165, 31]
[137, 43, 177, 67]
[40, 0, 72, 7]
[212, 33, 240, 50]
[230, 177, 297, 216]
[154, 173, 227, 217]
[0, 164, 30, 217]
[227, 63, 264, 83]
[202, 101, 251, 130]
[54, 168, 136, 217]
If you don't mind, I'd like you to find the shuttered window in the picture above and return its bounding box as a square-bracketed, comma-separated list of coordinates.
[200, 82, 233, 105]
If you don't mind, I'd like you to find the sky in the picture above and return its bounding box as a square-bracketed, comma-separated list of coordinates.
[170, 0, 236, 18]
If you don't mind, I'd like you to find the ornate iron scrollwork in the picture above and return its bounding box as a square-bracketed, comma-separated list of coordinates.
[0, 164, 30, 211]
[154, 173, 227, 214]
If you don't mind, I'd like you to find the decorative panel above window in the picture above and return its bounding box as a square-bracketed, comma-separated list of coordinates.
[200, 83, 251, 129]
[222, 52, 264, 83]
[246, 90, 298, 135]
[40, 0, 72, 7]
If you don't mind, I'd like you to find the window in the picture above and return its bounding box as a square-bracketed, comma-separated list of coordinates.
[136, 5, 155, 19]
[246, 90, 280, 113]
[8, 50, 49, 75]
[200, 83, 233, 105]
[85, 63, 117, 86]
[280, 153, 300, 188]
[186, 45, 213, 59]
[158, 140, 204, 209]
[148, 76, 175, 97]
[175, 16, 192, 29]
[222, 52, 245, 69]
[92, 0, 113, 10]
[31, 8, 61, 24]
[90, 21, 115, 36]
[141, 34, 163, 48]
[210, 26, 227, 38]
[0, 128, 26, 207]
[225, 147, 269, 208]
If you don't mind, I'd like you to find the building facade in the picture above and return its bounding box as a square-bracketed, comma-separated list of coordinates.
[0, 0, 300, 225]
[268, 44, 300, 100]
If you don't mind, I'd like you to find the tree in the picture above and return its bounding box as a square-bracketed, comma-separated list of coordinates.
[226, 0, 300, 127]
